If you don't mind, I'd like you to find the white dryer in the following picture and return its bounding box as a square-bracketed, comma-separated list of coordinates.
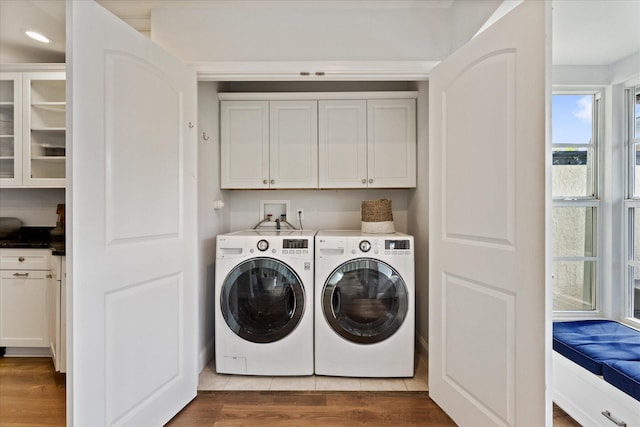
[215, 229, 315, 376]
[315, 230, 415, 377]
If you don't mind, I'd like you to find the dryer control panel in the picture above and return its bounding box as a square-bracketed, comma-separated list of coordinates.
[385, 239, 411, 250]
[283, 239, 309, 249]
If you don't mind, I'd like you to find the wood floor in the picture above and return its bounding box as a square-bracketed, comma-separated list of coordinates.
[1, 357, 580, 426]
[0, 358, 66, 426]
[167, 391, 456, 426]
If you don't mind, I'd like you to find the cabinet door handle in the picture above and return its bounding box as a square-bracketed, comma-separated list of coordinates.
[263, 179, 268, 185]
[270, 179, 275, 184]
[46, 274, 53, 279]
[18, 257, 25, 262]
[601, 410, 627, 427]
[13, 272, 29, 277]
[361, 179, 367, 184]
[369, 178, 374, 184]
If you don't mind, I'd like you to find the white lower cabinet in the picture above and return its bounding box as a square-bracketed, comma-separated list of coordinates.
[49, 254, 65, 372]
[0, 249, 63, 369]
[0, 267, 51, 348]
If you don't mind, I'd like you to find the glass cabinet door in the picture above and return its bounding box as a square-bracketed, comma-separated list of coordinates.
[0, 73, 22, 186]
[23, 72, 66, 187]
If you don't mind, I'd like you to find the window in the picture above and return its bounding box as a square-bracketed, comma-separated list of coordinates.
[626, 85, 640, 321]
[552, 92, 601, 311]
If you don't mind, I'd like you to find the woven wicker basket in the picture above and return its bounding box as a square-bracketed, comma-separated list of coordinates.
[361, 199, 395, 233]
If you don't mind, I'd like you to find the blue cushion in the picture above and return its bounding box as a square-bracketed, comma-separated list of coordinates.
[553, 320, 640, 375]
[602, 360, 640, 401]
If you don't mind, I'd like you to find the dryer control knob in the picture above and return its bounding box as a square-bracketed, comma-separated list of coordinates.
[359, 240, 371, 252]
[257, 239, 269, 251]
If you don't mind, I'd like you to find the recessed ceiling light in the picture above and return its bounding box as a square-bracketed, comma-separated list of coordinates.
[25, 30, 51, 44]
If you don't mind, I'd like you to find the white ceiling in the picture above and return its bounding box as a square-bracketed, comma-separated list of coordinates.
[0, 0, 638, 67]
[552, 0, 640, 66]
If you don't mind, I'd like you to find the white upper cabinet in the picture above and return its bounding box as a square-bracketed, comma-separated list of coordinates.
[318, 99, 367, 188]
[23, 72, 66, 187]
[221, 99, 318, 189]
[367, 99, 416, 188]
[220, 100, 269, 189]
[221, 92, 416, 190]
[269, 100, 318, 189]
[319, 98, 416, 188]
[0, 69, 66, 188]
[0, 73, 22, 186]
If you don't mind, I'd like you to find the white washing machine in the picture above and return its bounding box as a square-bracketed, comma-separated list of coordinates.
[215, 229, 315, 376]
[315, 230, 415, 377]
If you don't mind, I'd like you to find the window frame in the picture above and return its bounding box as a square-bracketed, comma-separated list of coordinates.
[551, 89, 604, 316]
[624, 83, 640, 325]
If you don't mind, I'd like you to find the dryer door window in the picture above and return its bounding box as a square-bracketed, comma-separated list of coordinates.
[322, 258, 408, 344]
[221, 258, 305, 343]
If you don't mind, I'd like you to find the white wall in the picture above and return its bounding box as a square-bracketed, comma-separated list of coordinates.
[226, 189, 409, 232]
[407, 81, 429, 356]
[152, 5, 451, 63]
[196, 82, 228, 368]
[552, 51, 640, 87]
[0, 188, 64, 226]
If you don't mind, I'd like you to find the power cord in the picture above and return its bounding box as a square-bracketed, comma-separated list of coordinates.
[297, 209, 304, 230]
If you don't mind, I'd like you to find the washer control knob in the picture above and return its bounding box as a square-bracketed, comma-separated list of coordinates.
[359, 240, 371, 252]
[257, 239, 269, 252]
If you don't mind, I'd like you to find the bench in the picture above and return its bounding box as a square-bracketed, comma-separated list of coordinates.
[553, 320, 640, 427]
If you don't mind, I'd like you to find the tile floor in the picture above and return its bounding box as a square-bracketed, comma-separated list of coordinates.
[198, 353, 428, 392]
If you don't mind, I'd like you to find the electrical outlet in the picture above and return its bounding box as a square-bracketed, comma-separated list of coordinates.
[296, 208, 304, 220]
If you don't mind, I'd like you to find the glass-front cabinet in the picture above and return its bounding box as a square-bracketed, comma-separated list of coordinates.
[0, 69, 65, 188]
[0, 73, 22, 186]
[25, 73, 66, 186]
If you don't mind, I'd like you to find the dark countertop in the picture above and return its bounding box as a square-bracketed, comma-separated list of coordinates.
[0, 226, 65, 256]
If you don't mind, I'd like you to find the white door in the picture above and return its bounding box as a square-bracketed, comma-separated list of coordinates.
[68, 1, 197, 425]
[269, 100, 318, 189]
[429, 1, 547, 426]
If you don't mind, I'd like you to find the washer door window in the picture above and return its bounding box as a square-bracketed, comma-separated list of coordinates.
[322, 258, 408, 344]
[221, 258, 305, 343]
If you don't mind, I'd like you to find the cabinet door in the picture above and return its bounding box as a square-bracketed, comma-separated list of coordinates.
[0, 269, 50, 347]
[270, 100, 318, 189]
[318, 100, 367, 188]
[220, 100, 269, 189]
[59, 256, 66, 373]
[367, 99, 416, 188]
[0, 72, 23, 186]
[49, 255, 62, 371]
[49, 276, 61, 370]
[22, 72, 66, 187]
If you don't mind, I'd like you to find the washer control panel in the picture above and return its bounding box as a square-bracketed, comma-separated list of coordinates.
[281, 238, 310, 256]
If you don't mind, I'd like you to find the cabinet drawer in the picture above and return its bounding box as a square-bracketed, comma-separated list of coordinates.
[0, 249, 50, 270]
